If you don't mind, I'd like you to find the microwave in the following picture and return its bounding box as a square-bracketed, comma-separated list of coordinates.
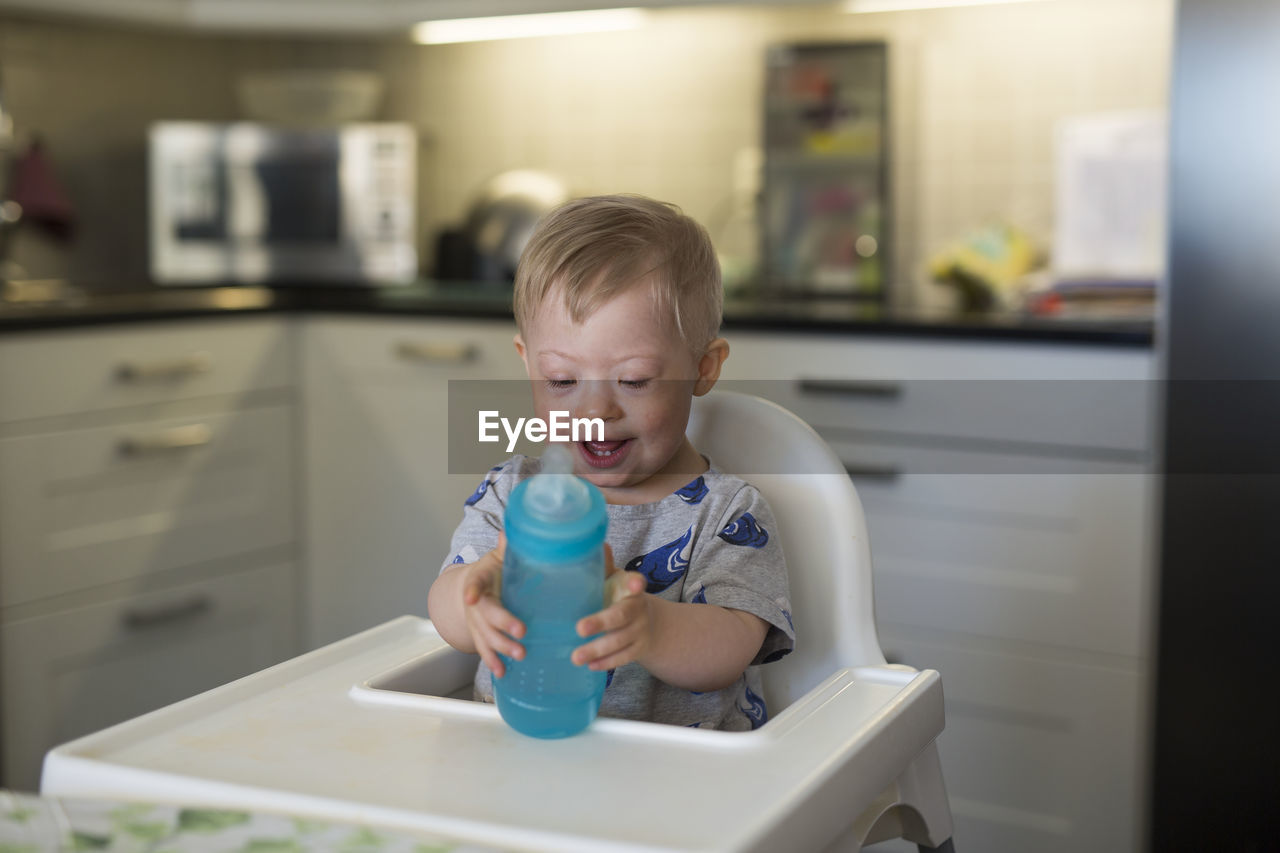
[149, 122, 417, 285]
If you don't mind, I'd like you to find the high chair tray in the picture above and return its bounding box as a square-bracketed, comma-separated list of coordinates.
[42, 616, 943, 853]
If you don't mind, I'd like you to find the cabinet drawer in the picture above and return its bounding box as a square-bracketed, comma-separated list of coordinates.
[879, 630, 1146, 853]
[722, 332, 1157, 382]
[773, 378, 1153, 454]
[1, 561, 297, 790]
[0, 405, 295, 607]
[836, 439, 1154, 657]
[719, 333, 1156, 452]
[304, 316, 523, 386]
[0, 318, 293, 423]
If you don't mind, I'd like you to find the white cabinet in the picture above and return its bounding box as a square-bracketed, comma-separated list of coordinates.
[0, 309, 1157, 844]
[0, 405, 295, 607]
[301, 315, 523, 649]
[1, 561, 296, 796]
[0, 317, 301, 790]
[719, 331, 1157, 853]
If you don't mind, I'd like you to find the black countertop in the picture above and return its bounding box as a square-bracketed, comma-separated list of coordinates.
[0, 281, 1155, 347]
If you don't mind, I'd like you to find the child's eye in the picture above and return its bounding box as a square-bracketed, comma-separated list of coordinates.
[545, 379, 577, 390]
[620, 379, 650, 389]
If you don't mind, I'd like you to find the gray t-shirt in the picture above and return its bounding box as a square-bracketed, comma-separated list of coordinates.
[442, 454, 795, 731]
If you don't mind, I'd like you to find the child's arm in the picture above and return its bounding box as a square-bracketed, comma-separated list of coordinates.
[427, 537, 526, 678]
[572, 568, 769, 693]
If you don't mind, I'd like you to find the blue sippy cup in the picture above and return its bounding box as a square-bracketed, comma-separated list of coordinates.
[494, 444, 608, 738]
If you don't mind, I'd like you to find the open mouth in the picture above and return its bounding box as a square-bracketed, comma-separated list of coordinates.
[578, 438, 632, 469]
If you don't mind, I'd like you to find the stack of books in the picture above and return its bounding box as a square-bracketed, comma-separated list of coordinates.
[1023, 279, 1157, 320]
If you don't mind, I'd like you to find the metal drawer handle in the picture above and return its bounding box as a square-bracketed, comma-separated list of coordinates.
[798, 379, 902, 399]
[122, 595, 213, 631]
[394, 340, 479, 365]
[116, 351, 213, 382]
[118, 423, 212, 457]
[844, 461, 902, 481]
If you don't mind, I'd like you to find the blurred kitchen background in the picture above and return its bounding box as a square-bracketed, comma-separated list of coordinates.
[0, 0, 1171, 316]
[2, 1, 1274, 852]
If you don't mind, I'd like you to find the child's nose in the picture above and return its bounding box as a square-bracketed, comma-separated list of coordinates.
[577, 379, 622, 421]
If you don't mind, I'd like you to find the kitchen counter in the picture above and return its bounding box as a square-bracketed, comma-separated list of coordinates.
[0, 280, 1154, 346]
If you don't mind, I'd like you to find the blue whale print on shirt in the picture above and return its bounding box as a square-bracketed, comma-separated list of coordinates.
[464, 478, 490, 507]
[718, 512, 770, 548]
[740, 683, 768, 730]
[675, 476, 709, 505]
[464, 465, 505, 507]
[691, 585, 708, 605]
[625, 526, 694, 593]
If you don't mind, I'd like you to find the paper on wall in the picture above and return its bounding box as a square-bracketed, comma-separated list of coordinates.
[1053, 110, 1168, 283]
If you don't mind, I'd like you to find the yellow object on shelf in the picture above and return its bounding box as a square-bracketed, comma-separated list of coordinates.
[928, 223, 1041, 311]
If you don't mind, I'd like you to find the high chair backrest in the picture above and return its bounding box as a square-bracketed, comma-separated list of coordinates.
[687, 391, 887, 714]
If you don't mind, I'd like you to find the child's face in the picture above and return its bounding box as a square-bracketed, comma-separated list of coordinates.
[515, 279, 726, 503]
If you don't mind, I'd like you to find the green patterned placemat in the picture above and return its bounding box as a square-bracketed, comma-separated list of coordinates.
[1, 791, 503, 852]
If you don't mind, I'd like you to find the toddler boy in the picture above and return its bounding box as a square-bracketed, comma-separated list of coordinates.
[427, 195, 793, 730]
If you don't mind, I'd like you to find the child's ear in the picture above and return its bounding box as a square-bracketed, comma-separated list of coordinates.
[693, 337, 730, 397]
[514, 334, 531, 376]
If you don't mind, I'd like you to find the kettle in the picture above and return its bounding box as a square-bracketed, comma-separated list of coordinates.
[435, 169, 570, 283]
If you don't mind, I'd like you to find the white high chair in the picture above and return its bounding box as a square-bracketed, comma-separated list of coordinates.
[41, 392, 954, 853]
[686, 390, 955, 852]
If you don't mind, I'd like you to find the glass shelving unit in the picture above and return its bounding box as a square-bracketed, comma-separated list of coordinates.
[761, 42, 889, 302]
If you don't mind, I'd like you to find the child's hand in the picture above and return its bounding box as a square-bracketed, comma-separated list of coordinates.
[572, 545, 651, 671]
[460, 535, 525, 678]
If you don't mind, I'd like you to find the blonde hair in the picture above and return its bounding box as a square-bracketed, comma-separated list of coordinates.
[513, 194, 722, 353]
